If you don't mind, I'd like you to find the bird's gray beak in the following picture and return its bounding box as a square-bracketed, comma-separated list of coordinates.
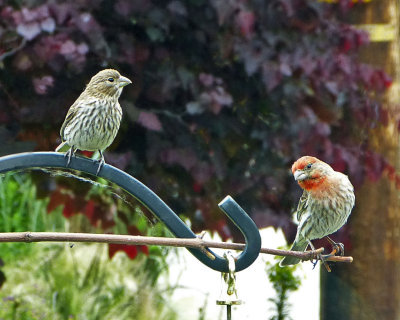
[294, 170, 307, 181]
[119, 76, 132, 87]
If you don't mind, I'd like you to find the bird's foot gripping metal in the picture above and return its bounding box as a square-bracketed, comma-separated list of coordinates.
[96, 150, 105, 176]
[0, 152, 262, 273]
[65, 147, 76, 167]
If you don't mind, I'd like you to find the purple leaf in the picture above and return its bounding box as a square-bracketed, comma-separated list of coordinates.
[17, 22, 41, 40]
[40, 17, 55, 33]
[211, 0, 237, 26]
[21, 7, 39, 22]
[137, 111, 163, 131]
[49, 3, 74, 25]
[114, 0, 135, 17]
[236, 10, 255, 38]
[33, 75, 54, 95]
[160, 148, 197, 171]
[186, 101, 205, 115]
[191, 162, 214, 184]
[262, 63, 282, 92]
[167, 1, 187, 16]
[76, 42, 89, 55]
[279, 62, 292, 76]
[59, 40, 76, 55]
[199, 73, 214, 87]
[210, 87, 233, 106]
[35, 5, 50, 20]
[336, 54, 351, 74]
[325, 81, 338, 95]
[74, 13, 101, 34]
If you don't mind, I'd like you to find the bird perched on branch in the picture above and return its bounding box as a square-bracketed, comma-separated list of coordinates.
[280, 156, 355, 268]
[56, 69, 132, 174]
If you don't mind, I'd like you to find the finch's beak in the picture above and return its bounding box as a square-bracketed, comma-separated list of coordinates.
[119, 76, 132, 87]
[294, 170, 307, 181]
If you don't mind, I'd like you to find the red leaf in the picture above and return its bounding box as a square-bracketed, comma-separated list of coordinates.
[108, 243, 138, 260]
[62, 200, 75, 218]
[192, 182, 203, 193]
[139, 245, 149, 255]
[84, 200, 95, 221]
[47, 189, 68, 213]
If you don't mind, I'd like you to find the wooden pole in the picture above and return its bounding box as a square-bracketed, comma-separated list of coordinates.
[321, 1, 400, 319]
[0, 231, 353, 264]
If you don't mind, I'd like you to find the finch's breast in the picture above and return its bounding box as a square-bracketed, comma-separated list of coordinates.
[63, 100, 122, 151]
[300, 177, 355, 241]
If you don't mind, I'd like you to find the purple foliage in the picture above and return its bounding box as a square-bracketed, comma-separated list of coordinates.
[0, 0, 393, 242]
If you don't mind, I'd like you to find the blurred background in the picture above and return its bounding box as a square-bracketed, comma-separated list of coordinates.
[0, 0, 399, 319]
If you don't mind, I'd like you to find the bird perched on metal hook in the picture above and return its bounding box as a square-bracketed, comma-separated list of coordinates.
[55, 69, 132, 174]
[280, 156, 355, 268]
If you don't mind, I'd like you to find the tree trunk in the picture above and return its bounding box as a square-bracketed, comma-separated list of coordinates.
[321, 1, 400, 319]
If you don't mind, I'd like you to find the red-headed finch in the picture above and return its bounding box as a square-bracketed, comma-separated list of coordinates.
[280, 156, 355, 267]
[56, 69, 132, 174]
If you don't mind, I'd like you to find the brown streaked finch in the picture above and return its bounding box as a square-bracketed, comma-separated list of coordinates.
[55, 69, 132, 174]
[280, 156, 355, 269]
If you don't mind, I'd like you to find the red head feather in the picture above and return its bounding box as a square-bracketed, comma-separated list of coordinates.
[291, 156, 333, 192]
[291, 156, 320, 174]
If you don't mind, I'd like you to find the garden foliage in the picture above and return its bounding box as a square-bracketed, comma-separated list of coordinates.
[0, 0, 393, 246]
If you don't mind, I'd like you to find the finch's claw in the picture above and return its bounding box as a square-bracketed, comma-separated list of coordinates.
[325, 236, 345, 256]
[96, 159, 104, 175]
[312, 253, 332, 272]
[336, 242, 345, 256]
[96, 150, 105, 175]
[65, 147, 76, 167]
[308, 241, 331, 272]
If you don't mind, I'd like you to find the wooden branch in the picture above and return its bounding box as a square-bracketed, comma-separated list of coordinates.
[0, 232, 353, 264]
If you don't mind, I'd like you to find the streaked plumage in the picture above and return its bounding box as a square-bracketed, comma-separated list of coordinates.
[280, 156, 355, 266]
[56, 69, 132, 174]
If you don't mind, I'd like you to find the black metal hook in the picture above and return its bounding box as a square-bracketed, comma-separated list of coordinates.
[0, 152, 261, 272]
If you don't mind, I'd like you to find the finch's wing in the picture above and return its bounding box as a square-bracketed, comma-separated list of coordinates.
[60, 95, 96, 140]
[296, 190, 309, 222]
[60, 103, 79, 140]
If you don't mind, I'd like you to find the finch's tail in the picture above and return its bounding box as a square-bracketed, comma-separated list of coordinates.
[55, 141, 70, 152]
[279, 238, 308, 266]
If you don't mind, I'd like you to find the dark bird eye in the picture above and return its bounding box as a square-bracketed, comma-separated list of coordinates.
[306, 163, 312, 169]
[107, 77, 114, 82]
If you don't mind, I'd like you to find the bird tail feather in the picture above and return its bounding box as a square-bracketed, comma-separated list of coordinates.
[55, 141, 70, 152]
[279, 238, 309, 266]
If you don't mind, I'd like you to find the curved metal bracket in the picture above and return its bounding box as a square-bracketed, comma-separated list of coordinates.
[0, 152, 261, 272]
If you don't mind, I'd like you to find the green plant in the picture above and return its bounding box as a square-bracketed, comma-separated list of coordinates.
[0, 172, 66, 261]
[0, 172, 178, 319]
[266, 257, 301, 320]
[0, 243, 177, 320]
[0, 0, 392, 244]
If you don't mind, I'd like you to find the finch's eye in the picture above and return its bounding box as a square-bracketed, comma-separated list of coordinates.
[306, 163, 312, 169]
[107, 78, 114, 82]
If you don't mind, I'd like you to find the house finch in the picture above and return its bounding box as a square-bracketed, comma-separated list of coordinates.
[280, 156, 355, 267]
[55, 69, 132, 174]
